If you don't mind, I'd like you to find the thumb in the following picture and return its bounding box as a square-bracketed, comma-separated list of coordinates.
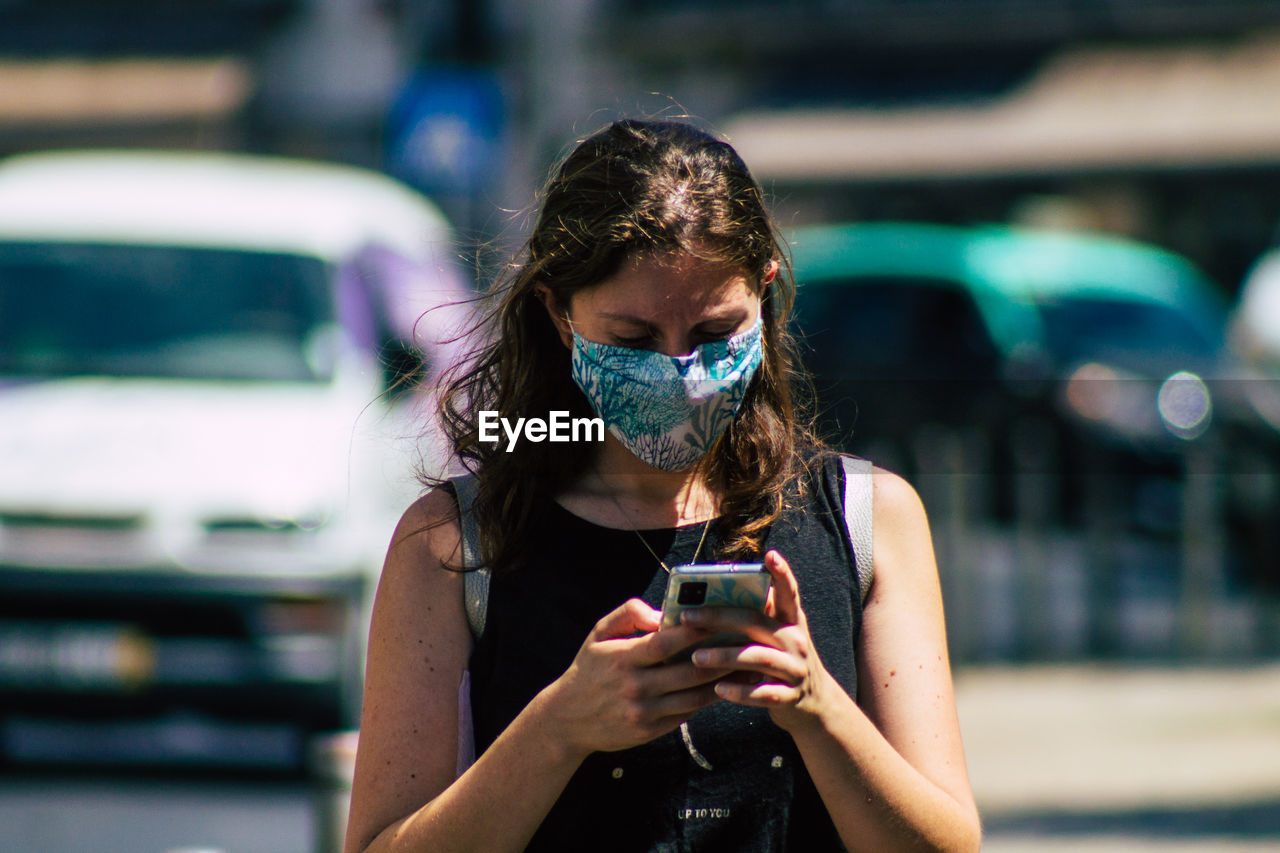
[763, 550, 804, 628]
[590, 597, 661, 641]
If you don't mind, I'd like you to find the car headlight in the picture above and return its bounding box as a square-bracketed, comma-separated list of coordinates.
[1156, 371, 1212, 440]
[1063, 362, 1162, 439]
[1063, 363, 1213, 443]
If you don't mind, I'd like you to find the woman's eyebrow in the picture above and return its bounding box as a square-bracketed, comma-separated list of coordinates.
[597, 311, 653, 326]
[596, 307, 748, 326]
[695, 308, 749, 326]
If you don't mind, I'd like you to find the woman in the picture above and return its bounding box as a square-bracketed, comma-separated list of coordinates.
[344, 119, 981, 853]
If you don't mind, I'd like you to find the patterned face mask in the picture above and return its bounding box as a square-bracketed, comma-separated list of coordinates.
[570, 317, 764, 470]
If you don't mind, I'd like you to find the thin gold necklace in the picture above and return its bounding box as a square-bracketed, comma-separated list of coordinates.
[602, 481, 713, 571]
[634, 516, 712, 572]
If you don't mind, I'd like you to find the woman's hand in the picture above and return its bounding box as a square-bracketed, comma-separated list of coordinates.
[684, 549, 838, 733]
[539, 598, 730, 758]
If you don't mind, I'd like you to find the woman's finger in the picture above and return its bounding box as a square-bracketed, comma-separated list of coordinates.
[763, 550, 804, 628]
[633, 621, 718, 665]
[590, 597, 660, 642]
[690, 644, 805, 685]
[644, 682, 724, 723]
[679, 606, 782, 648]
[637, 657, 734, 693]
[713, 679, 799, 707]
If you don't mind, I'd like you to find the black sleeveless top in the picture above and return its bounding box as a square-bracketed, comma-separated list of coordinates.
[467, 453, 865, 852]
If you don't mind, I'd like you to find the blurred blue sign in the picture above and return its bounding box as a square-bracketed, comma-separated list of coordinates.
[385, 68, 503, 196]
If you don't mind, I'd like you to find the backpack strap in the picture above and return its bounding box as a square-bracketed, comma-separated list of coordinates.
[450, 472, 490, 641]
[452, 458, 875, 642]
[839, 455, 875, 604]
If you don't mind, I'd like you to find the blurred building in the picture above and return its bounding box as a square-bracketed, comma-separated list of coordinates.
[4, 0, 1280, 283]
[553, 0, 1280, 290]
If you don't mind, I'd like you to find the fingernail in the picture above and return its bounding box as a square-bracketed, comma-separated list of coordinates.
[692, 649, 709, 665]
[681, 609, 703, 624]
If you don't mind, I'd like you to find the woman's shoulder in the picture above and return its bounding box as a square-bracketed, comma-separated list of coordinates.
[798, 448, 925, 519]
[868, 465, 928, 531]
[860, 463, 936, 609]
[369, 487, 470, 674]
[386, 485, 465, 579]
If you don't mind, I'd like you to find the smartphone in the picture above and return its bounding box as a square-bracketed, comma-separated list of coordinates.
[659, 562, 771, 650]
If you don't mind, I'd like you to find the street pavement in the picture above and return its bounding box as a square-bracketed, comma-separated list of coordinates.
[0, 776, 315, 853]
[956, 663, 1280, 852]
[3, 663, 1277, 852]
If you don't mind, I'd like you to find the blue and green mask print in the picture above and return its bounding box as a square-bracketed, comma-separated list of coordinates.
[570, 317, 764, 470]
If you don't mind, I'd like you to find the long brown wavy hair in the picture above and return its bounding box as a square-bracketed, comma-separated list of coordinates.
[426, 118, 822, 572]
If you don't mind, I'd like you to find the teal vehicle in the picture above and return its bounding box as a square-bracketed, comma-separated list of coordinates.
[790, 221, 1226, 375]
[788, 222, 1276, 548]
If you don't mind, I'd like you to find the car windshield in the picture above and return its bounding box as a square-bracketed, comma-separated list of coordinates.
[795, 276, 1000, 379]
[0, 242, 335, 381]
[1034, 295, 1220, 369]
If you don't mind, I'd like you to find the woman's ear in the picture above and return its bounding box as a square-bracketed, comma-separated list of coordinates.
[534, 284, 574, 349]
[762, 259, 779, 285]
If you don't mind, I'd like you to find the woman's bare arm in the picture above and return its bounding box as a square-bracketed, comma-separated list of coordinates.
[802, 466, 981, 851]
[691, 468, 981, 852]
[344, 488, 726, 853]
[343, 489, 573, 853]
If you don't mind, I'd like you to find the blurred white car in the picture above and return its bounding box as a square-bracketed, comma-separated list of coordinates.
[1233, 248, 1280, 374]
[0, 150, 470, 773]
[1229, 248, 1280, 438]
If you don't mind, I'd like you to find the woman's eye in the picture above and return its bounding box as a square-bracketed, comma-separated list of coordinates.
[613, 334, 655, 348]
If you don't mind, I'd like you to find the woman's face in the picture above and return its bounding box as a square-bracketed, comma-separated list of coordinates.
[544, 252, 769, 356]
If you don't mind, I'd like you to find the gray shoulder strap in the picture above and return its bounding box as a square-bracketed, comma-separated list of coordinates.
[450, 473, 490, 641]
[840, 456, 875, 603]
